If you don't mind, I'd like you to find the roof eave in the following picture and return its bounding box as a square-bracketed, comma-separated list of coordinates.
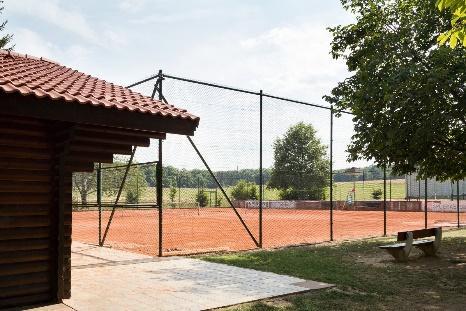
[0, 92, 199, 136]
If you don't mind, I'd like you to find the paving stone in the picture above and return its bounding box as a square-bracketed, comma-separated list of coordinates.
[60, 242, 333, 310]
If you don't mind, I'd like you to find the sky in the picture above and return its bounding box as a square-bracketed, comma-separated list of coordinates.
[4, 0, 372, 171]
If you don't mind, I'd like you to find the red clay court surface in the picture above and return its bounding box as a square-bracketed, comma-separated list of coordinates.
[72, 207, 465, 256]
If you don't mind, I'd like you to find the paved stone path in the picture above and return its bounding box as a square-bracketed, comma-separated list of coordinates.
[61, 242, 332, 310]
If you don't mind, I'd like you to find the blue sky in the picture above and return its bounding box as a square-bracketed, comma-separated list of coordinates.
[4, 0, 371, 170]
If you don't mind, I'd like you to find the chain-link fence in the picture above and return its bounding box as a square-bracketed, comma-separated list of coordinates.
[71, 72, 465, 256]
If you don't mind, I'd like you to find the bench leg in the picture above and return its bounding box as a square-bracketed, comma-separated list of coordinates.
[415, 244, 438, 256]
[385, 247, 411, 262]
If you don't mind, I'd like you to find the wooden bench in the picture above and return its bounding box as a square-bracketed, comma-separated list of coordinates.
[379, 227, 442, 262]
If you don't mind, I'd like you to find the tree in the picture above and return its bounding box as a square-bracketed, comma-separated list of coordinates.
[169, 186, 177, 207]
[268, 122, 329, 200]
[123, 166, 147, 204]
[437, 0, 466, 47]
[325, 0, 466, 182]
[0, 1, 12, 49]
[230, 180, 258, 200]
[73, 172, 96, 206]
[196, 189, 208, 207]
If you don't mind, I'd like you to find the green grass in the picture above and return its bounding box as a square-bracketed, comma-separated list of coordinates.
[201, 228, 466, 311]
[73, 179, 406, 206]
[325, 179, 406, 201]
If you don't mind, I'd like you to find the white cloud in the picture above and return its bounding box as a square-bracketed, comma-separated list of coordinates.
[129, 8, 213, 25]
[118, 0, 149, 13]
[237, 24, 348, 99]
[12, 28, 92, 71]
[7, 0, 126, 48]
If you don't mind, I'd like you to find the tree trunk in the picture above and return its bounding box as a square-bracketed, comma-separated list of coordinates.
[80, 191, 88, 206]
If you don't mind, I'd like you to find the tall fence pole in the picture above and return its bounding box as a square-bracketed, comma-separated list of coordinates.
[157, 139, 163, 256]
[97, 163, 102, 246]
[424, 179, 428, 229]
[259, 90, 263, 248]
[383, 165, 387, 236]
[157, 70, 164, 257]
[329, 106, 334, 241]
[457, 181, 460, 228]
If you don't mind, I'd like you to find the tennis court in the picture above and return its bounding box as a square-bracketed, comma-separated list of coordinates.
[72, 206, 464, 256]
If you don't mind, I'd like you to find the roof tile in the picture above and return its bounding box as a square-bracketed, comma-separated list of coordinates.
[0, 50, 199, 123]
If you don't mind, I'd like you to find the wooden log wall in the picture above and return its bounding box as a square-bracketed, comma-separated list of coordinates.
[0, 114, 164, 308]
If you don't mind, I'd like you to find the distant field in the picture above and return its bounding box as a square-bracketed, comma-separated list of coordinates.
[326, 179, 406, 201]
[73, 179, 406, 207]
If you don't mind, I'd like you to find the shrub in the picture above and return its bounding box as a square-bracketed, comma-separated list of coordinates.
[196, 189, 209, 207]
[126, 188, 140, 204]
[372, 189, 383, 200]
[231, 180, 258, 200]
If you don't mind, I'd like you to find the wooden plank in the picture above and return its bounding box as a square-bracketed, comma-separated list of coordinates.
[0, 250, 50, 264]
[0, 227, 50, 240]
[0, 293, 52, 309]
[0, 146, 52, 160]
[0, 272, 50, 287]
[397, 228, 436, 241]
[70, 141, 133, 155]
[0, 261, 50, 277]
[68, 151, 114, 164]
[0, 239, 50, 252]
[74, 131, 151, 147]
[0, 193, 51, 205]
[0, 205, 49, 217]
[0, 283, 51, 299]
[0, 157, 50, 171]
[0, 135, 49, 149]
[0, 181, 50, 193]
[0, 216, 51, 228]
[0, 170, 51, 182]
[77, 124, 166, 139]
[0, 114, 46, 127]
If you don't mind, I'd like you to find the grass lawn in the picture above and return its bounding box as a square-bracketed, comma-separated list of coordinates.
[73, 179, 406, 206]
[201, 228, 466, 311]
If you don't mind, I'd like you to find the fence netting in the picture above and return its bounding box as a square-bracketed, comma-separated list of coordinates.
[71, 72, 465, 257]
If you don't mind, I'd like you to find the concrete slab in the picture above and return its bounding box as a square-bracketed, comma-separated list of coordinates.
[63, 242, 332, 310]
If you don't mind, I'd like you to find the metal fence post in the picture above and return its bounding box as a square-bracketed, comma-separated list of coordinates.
[259, 90, 263, 248]
[157, 70, 164, 257]
[424, 179, 428, 229]
[157, 139, 163, 257]
[330, 106, 334, 241]
[457, 181, 460, 228]
[383, 165, 387, 236]
[97, 163, 102, 246]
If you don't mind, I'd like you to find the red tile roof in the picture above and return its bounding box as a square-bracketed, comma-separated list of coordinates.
[0, 50, 199, 122]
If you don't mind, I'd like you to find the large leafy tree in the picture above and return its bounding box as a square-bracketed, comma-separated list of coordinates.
[325, 0, 466, 181]
[0, 1, 12, 49]
[437, 0, 466, 47]
[268, 122, 329, 200]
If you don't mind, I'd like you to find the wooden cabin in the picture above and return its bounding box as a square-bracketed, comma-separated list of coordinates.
[0, 50, 199, 308]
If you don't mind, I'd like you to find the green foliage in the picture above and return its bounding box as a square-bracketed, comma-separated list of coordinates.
[72, 170, 97, 205]
[437, 0, 466, 47]
[268, 122, 329, 200]
[230, 180, 258, 200]
[0, 1, 12, 49]
[196, 189, 209, 207]
[371, 188, 383, 200]
[326, 0, 466, 181]
[169, 186, 177, 202]
[125, 188, 139, 204]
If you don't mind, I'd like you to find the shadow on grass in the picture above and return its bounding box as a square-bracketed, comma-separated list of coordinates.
[203, 229, 466, 311]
